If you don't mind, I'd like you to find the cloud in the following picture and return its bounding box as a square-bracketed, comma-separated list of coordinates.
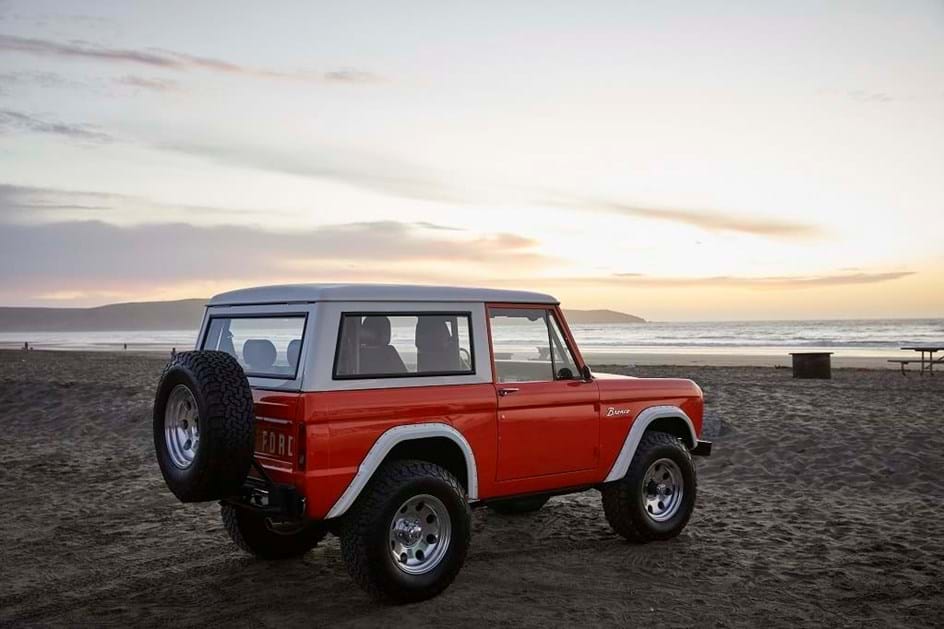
[162, 141, 465, 204]
[551, 198, 822, 239]
[0, 70, 79, 89]
[0, 33, 377, 85]
[0, 183, 301, 223]
[323, 69, 379, 83]
[413, 221, 465, 232]
[0, 183, 115, 214]
[848, 90, 894, 103]
[0, 184, 483, 231]
[586, 271, 915, 289]
[0, 217, 551, 300]
[115, 75, 179, 92]
[0, 109, 113, 142]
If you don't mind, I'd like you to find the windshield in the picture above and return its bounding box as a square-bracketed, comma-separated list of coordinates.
[202, 315, 306, 378]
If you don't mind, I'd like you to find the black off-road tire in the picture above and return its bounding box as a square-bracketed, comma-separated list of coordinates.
[339, 460, 471, 603]
[601, 431, 697, 542]
[153, 351, 255, 502]
[221, 504, 327, 560]
[488, 495, 550, 515]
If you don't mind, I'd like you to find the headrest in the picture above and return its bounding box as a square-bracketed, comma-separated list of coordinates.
[243, 339, 276, 371]
[287, 339, 301, 370]
[416, 317, 451, 350]
[360, 316, 391, 346]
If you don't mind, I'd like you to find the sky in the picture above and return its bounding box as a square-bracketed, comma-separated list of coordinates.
[0, 0, 942, 320]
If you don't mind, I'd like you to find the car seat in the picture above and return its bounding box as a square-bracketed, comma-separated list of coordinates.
[416, 317, 460, 372]
[243, 339, 277, 373]
[359, 316, 407, 374]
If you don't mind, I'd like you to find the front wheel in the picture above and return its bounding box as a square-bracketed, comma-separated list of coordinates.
[339, 460, 471, 603]
[601, 431, 697, 542]
[221, 504, 327, 559]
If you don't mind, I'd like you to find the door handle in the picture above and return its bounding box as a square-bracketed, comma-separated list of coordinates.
[498, 387, 520, 397]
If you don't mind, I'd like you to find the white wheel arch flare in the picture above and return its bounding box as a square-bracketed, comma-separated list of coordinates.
[603, 406, 698, 483]
[325, 423, 478, 519]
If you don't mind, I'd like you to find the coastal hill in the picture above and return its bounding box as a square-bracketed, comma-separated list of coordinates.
[0, 299, 207, 332]
[0, 300, 645, 331]
[563, 309, 646, 324]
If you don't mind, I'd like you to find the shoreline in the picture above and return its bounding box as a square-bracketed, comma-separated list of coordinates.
[0, 347, 906, 370]
[583, 351, 897, 370]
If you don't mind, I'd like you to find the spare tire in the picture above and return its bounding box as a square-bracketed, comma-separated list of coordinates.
[153, 351, 255, 502]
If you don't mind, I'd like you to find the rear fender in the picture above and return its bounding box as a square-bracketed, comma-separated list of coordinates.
[325, 423, 478, 519]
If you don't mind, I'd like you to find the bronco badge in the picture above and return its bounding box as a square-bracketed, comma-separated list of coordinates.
[606, 407, 632, 417]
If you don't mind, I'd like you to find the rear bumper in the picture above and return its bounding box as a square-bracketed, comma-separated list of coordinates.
[223, 476, 307, 518]
[691, 440, 712, 457]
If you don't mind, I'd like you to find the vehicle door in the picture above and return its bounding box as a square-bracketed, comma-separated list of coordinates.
[488, 305, 600, 481]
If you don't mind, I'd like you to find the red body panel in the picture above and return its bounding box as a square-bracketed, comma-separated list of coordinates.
[251, 304, 704, 520]
[496, 379, 599, 480]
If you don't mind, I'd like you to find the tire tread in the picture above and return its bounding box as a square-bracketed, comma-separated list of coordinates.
[601, 431, 696, 542]
[221, 504, 326, 559]
[153, 351, 255, 502]
[339, 459, 470, 602]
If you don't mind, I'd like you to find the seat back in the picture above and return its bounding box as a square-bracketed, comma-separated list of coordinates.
[243, 339, 276, 372]
[416, 317, 459, 372]
[359, 316, 407, 374]
[287, 339, 301, 371]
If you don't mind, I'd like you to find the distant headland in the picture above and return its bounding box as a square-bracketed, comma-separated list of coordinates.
[0, 299, 645, 332]
[562, 309, 646, 324]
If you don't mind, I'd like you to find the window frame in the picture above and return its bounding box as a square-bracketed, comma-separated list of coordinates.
[547, 310, 580, 380]
[331, 311, 476, 381]
[486, 304, 584, 384]
[201, 312, 309, 380]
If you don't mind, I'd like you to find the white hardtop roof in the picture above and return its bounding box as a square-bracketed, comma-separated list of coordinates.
[208, 283, 559, 306]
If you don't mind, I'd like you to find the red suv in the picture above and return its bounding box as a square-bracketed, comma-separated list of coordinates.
[153, 284, 710, 602]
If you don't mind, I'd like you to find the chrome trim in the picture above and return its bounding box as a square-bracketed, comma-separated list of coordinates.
[256, 416, 291, 425]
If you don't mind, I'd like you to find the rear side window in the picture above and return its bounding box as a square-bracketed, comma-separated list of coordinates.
[202, 316, 306, 378]
[334, 313, 474, 379]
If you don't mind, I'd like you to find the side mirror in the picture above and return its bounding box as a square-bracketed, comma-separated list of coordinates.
[581, 365, 593, 381]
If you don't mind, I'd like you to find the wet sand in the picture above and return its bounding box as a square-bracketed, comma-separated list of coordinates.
[1, 350, 942, 627]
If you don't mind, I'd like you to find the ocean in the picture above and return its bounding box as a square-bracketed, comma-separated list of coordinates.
[1, 318, 941, 359]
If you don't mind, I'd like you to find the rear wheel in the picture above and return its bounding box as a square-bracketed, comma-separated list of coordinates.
[488, 495, 549, 515]
[340, 460, 471, 603]
[601, 431, 696, 542]
[221, 504, 326, 560]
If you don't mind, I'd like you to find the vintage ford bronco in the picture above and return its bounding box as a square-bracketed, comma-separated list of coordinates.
[153, 284, 710, 602]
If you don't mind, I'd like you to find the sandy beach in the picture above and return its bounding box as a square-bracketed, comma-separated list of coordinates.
[1, 349, 942, 627]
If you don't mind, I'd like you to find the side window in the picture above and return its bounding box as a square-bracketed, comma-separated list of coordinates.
[489, 307, 578, 383]
[333, 313, 474, 379]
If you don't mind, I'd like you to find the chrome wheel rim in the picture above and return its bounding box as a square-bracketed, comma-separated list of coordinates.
[642, 458, 684, 522]
[164, 384, 200, 469]
[389, 494, 451, 575]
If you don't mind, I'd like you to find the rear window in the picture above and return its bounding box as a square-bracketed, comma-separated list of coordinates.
[202, 315, 306, 379]
[333, 313, 474, 379]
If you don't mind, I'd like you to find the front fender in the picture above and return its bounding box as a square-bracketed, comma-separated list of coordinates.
[603, 406, 697, 483]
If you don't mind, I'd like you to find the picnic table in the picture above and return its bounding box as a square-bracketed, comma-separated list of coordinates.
[890, 346, 944, 375]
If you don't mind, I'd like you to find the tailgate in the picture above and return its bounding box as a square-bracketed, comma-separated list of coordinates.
[255, 416, 298, 471]
[252, 392, 304, 476]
